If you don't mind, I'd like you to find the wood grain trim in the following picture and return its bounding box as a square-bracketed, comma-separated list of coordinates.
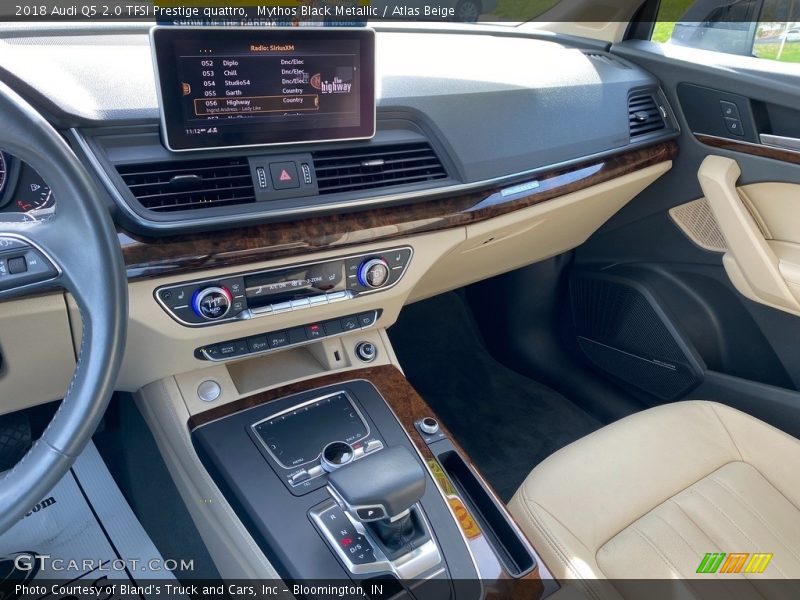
[189, 365, 549, 598]
[695, 133, 800, 166]
[122, 141, 677, 280]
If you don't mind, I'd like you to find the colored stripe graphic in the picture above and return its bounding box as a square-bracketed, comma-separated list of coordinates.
[744, 553, 773, 574]
[697, 552, 774, 574]
[697, 553, 726, 573]
[720, 553, 749, 573]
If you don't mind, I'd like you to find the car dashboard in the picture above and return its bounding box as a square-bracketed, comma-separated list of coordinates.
[0, 20, 685, 594]
[0, 21, 680, 397]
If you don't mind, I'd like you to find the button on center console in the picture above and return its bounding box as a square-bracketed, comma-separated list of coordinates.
[196, 310, 380, 363]
[269, 161, 300, 190]
[355, 341, 378, 363]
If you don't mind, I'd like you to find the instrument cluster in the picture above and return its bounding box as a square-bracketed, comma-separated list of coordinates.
[0, 152, 56, 222]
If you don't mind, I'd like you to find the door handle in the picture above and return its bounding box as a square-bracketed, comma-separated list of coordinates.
[697, 155, 800, 314]
[760, 134, 800, 153]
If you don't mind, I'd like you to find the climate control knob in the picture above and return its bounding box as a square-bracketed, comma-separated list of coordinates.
[191, 286, 232, 321]
[357, 257, 391, 289]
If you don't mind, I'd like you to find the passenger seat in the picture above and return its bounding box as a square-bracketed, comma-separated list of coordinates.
[509, 401, 800, 581]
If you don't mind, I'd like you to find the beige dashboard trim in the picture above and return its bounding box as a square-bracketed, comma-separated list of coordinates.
[4, 155, 671, 410]
[136, 377, 280, 579]
[0, 293, 75, 417]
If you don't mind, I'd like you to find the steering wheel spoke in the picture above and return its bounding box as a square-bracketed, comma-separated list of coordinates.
[0, 231, 63, 300]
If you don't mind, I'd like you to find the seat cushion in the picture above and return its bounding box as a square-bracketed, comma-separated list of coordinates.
[509, 401, 800, 584]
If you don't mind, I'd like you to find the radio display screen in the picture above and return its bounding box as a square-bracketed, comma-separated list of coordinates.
[253, 392, 368, 468]
[244, 261, 345, 306]
[151, 27, 376, 152]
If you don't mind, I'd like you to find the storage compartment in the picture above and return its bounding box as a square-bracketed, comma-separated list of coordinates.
[432, 439, 536, 577]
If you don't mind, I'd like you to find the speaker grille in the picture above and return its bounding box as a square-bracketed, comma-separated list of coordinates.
[669, 198, 727, 253]
[578, 338, 698, 401]
[570, 275, 702, 400]
[571, 277, 686, 364]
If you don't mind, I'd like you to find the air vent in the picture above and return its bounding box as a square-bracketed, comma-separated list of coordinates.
[116, 157, 255, 212]
[628, 93, 667, 139]
[584, 52, 630, 69]
[312, 142, 447, 195]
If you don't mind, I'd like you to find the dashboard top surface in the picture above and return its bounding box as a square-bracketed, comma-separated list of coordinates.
[0, 28, 610, 123]
[0, 28, 659, 180]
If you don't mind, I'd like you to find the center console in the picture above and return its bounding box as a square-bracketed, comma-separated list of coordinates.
[190, 366, 550, 599]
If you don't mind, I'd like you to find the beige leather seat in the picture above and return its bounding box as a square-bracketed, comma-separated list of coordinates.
[509, 401, 800, 583]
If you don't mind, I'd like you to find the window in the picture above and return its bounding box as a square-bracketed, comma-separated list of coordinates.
[652, 0, 800, 63]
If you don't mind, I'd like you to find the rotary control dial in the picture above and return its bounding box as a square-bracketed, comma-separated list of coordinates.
[191, 286, 232, 321]
[356, 257, 390, 289]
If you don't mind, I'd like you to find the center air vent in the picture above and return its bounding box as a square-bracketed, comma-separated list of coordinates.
[312, 142, 447, 195]
[628, 93, 667, 139]
[116, 157, 255, 212]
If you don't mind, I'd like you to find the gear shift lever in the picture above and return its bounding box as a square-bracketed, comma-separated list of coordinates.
[327, 446, 429, 559]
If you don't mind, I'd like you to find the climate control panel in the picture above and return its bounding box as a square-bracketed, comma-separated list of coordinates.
[155, 247, 412, 327]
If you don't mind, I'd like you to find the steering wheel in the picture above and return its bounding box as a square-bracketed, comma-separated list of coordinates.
[0, 80, 127, 533]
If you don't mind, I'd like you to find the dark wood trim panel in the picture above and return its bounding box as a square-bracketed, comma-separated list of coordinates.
[122, 141, 677, 280]
[695, 133, 800, 167]
[189, 365, 551, 598]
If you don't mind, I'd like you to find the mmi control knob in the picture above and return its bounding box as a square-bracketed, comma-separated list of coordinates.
[357, 257, 390, 289]
[192, 286, 232, 321]
[320, 441, 355, 473]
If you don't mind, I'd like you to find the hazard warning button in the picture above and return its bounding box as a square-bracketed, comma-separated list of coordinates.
[269, 162, 300, 190]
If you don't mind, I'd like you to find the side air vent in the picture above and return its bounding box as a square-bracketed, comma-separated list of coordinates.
[116, 157, 255, 212]
[628, 93, 667, 139]
[312, 142, 447, 195]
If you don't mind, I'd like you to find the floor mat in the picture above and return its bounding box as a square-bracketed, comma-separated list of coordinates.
[389, 292, 603, 501]
[94, 395, 220, 580]
[0, 442, 185, 597]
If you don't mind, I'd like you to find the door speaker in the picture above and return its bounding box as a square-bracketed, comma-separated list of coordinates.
[570, 273, 704, 400]
[669, 198, 727, 253]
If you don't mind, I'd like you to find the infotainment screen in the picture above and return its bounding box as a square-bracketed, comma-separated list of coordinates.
[151, 27, 376, 152]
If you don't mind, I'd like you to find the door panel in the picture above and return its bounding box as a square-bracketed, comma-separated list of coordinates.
[563, 38, 800, 432]
[742, 182, 800, 242]
[698, 156, 800, 316]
